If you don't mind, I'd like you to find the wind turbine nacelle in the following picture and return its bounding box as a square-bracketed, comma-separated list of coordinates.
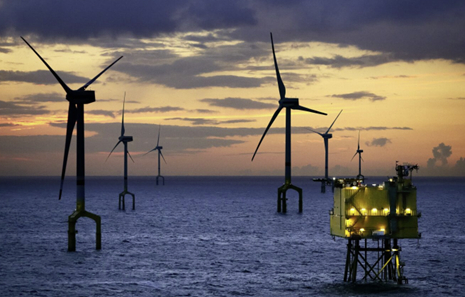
[66, 90, 96, 104]
[280, 98, 299, 107]
[157, 146, 163, 150]
[119, 135, 133, 142]
[358, 149, 364, 153]
[327, 134, 333, 139]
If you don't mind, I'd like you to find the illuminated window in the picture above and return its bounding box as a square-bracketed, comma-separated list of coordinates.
[383, 208, 389, 215]
[360, 228, 365, 232]
[361, 208, 367, 216]
[405, 208, 412, 215]
[345, 219, 352, 227]
[372, 208, 378, 215]
[349, 208, 355, 215]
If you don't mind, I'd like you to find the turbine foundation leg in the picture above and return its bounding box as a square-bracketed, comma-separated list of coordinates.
[68, 218, 77, 252]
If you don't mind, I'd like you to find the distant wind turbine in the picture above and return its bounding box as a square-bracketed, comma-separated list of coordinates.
[252, 33, 327, 213]
[351, 131, 364, 181]
[308, 109, 343, 193]
[106, 93, 135, 210]
[21, 36, 122, 251]
[144, 125, 166, 185]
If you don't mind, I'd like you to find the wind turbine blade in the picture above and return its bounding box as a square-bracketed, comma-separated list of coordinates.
[160, 151, 167, 164]
[128, 150, 135, 163]
[78, 56, 123, 91]
[157, 125, 161, 147]
[358, 131, 361, 150]
[361, 156, 364, 162]
[292, 104, 327, 116]
[59, 103, 77, 200]
[252, 106, 283, 161]
[121, 92, 126, 137]
[326, 109, 343, 134]
[305, 128, 323, 136]
[351, 152, 358, 161]
[143, 148, 157, 156]
[21, 37, 72, 94]
[270, 33, 286, 100]
[106, 140, 122, 161]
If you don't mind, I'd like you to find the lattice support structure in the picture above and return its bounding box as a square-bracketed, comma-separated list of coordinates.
[344, 238, 408, 284]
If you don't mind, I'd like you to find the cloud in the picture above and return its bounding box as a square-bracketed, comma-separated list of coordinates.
[126, 106, 185, 113]
[200, 97, 276, 110]
[0, 123, 20, 127]
[2, 1, 465, 64]
[14, 92, 64, 103]
[427, 143, 452, 168]
[329, 91, 386, 102]
[166, 117, 256, 126]
[0, 100, 50, 116]
[166, 117, 217, 126]
[305, 53, 397, 68]
[365, 137, 391, 147]
[0, 47, 11, 53]
[0, 70, 90, 85]
[192, 109, 218, 114]
[87, 110, 116, 118]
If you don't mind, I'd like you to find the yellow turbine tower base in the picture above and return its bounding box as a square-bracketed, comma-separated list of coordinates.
[68, 209, 101, 252]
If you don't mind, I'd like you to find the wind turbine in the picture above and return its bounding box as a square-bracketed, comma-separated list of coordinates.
[106, 93, 135, 210]
[252, 33, 327, 213]
[144, 125, 166, 185]
[309, 109, 343, 193]
[351, 131, 364, 181]
[21, 37, 122, 251]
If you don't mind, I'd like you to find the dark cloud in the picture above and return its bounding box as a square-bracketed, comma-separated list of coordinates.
[166, 117, 257, 126]
[200, 97, 276, 110]
[365, 137, 391, 147]
[166, 117, 217, 126]
[0, 123, 20, 127]
[370, 75, 416, 80]
[329, 91, 386, 101]
[0, 70, 90, 85]
[305, 54, 396, 68]
[0, 47, 11, 53]
[2, 1, 465, 64]
[15, 92, 64, 103]
[116, 60, 266, 89]
[87, 110, 116, 118]
[192, 109, 218, 114]
[306, 126, 412, 133]
[427, 143, 452, 168]
[126, 106, 185, 113]
[0, 1, 255, 41]
[0, 100, 50, 116]
[219, 119, 256, 124]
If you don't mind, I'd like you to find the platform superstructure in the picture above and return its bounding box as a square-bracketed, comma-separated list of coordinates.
[329, 163, 421, 284]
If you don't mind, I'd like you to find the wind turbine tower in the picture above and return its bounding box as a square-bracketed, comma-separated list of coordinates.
[252, 33, 327, 213]
[107, 93, 135, 210]
[21, 37, 122, 251]
[310, 109, 343, 193]
[352, 131, 364, 181]
[145, 125, 166, 185]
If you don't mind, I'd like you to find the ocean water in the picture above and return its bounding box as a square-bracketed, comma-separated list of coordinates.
[0, 176, 464, 296]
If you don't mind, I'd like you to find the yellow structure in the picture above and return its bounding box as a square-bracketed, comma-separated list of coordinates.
[330, 163, 421, 284]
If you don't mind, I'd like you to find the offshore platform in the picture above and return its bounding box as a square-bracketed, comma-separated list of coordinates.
[329, 162, 421, 284]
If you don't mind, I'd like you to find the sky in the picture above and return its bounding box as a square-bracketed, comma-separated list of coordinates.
[1, 0, 465, 177]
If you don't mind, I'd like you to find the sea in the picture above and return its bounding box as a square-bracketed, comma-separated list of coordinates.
[0, 175, 464, 296]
